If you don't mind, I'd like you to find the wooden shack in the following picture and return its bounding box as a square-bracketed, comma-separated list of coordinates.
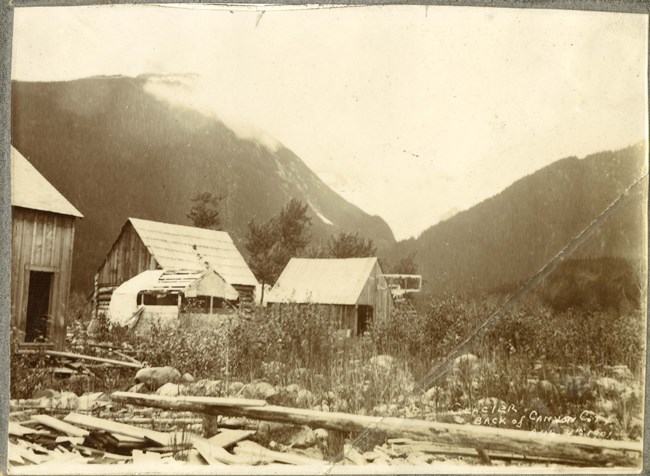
[266, 257, 393, 336]
[94, 218, 259, 315]
[10, 146, 83, 349]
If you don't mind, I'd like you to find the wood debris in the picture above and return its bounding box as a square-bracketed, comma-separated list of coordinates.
[8, 391, 643, 469]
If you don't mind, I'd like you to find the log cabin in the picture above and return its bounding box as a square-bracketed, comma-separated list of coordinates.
[94, 218, 259, 316]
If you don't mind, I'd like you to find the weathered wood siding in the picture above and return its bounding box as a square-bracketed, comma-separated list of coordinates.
[11, 207, 76, 350]
[96, 222, 156, 287]
[356, 261, 393, 318]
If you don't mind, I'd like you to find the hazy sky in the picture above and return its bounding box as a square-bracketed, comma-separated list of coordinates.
[11, 5, 648, 239]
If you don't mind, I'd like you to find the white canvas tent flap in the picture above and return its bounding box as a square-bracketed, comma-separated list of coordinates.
[108, 270, 164, 325]
[107, 269, 239, 325]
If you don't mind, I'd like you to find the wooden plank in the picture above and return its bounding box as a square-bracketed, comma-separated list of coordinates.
[63, 412, 171, 446]
[32, 414, 90, 437]
[112, 391, 643, 467]
[70, 444, 132, 461]
[236, 440, 326, 465]
[55, 436, 85, 445]
[18, 350, 143, 368]
[132, 449, 162, 464]
[8, 421, 39, 436]
[208, 429, 255, 448]
[8, 442, 26, 465]
[193, 437, 253, 465]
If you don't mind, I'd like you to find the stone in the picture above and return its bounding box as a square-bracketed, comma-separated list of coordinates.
[314, 428, 329, 441]
[135, 367, 181, 389]
[127, 383, 147, 393]
[453, 353, 478, 368]
[596, 377, 625, 394]
[86, 318, 101, 338]
[228, 381, 245, 395]
[370, 355, 394, 370]
[55, 392, 80, 410]
[288, 426, 315, 448]
[286, 383, 302, 394]
[181, 373, 195, 383]
[156, 383, 186, 397]
[295, 389, 315, 408]
[33, 389, 59, 399]
[609, 365, 633, 381]
[255, 382, 277, 400]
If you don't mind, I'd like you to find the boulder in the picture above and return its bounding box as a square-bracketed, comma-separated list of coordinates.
[228, 381, 245, 396]
[610, 365, 633, 381]
[287, 426, 316, 448]
[156, 383, 187, 397]
[54, 392, 80, 410]
[314, 428, 329, 441]
[189, 379, 223, 396]
[86, 318, 101, 338]
[295, 389, 315, 408]
[255, 382, 277, 400]
[33, 389, 59, 399]
[452, 353, 478, 368]
[127, 382, 147, 393]
[181, 373, 195, 383]
[596, 377, 625, 394]
[135, 367, 181, 389]
[370, 355, 394, 370]
[286, 384, 302, 394]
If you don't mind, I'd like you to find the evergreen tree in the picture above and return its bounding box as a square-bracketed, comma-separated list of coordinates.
[246, 198, 312, 303]
[326, 232, 376, 258]
[187, 192, 224, 230]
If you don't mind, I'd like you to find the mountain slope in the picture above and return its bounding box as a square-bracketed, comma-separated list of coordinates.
[11, 76, 395, 293]
[386, 144, 647, 296]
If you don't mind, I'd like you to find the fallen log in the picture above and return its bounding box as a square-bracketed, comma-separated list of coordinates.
[19, 350, 143, 369]
[111, 391, 643, 467]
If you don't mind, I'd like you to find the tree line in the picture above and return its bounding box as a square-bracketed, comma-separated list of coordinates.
[187, 192, 392, 303]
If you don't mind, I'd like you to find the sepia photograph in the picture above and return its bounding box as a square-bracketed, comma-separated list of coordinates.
[2, 2, 649, 474]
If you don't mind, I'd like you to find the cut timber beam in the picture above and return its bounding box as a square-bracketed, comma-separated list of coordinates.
[32, 414, 90, 437]
[19, 350, 143, 369]
[63, 412, 172, 446]
[111, 391, 643, 467]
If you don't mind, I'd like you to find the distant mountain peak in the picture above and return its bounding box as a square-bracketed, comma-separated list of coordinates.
[386, 144, 646, 295]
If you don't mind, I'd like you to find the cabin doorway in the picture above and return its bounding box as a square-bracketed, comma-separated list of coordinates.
[25, 271, 53, 342]
[357, 305, 373, 336]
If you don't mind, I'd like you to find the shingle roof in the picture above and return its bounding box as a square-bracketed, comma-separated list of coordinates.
[113, 268, 239, 299]
[10, 146, 83, 217]
[129, 218, 259, 288]
[266, 257, 378, 305]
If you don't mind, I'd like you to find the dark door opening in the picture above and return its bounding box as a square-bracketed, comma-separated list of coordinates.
[357, 305, 373, 336]
[25, 271, 53, 343]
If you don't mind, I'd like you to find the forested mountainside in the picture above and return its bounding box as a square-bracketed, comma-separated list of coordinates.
[12, 76, 395, 292]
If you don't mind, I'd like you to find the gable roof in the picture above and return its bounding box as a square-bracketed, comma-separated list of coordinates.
[128, 217, 259, 288]
[266, 257, 379, 305]
[10, 146, 83, 217]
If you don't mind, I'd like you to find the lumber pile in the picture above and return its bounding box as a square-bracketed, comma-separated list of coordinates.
[7, 408, 330, 469]
[8, 391, 642, 469]
[111, 391, 643, 468]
